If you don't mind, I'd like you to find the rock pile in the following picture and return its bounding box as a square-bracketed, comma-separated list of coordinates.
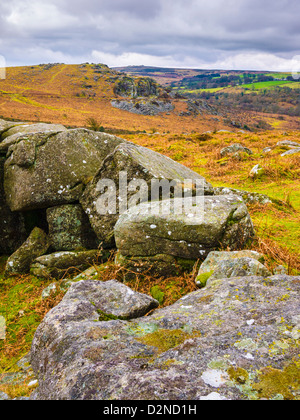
[0, 118, 226, 279]
[1, 118, 299, 401]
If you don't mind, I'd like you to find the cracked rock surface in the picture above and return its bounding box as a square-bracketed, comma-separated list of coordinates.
[30, 275, 300, 400]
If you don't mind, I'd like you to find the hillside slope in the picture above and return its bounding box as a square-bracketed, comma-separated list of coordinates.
[0, 63, 229, 134]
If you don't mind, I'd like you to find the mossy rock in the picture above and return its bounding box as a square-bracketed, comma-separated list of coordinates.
[4, 227, 50, 277]
[4, 128, 125, 211]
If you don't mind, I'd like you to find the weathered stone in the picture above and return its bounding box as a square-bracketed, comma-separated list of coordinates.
[114, 196, 255, 261]
[249, 164, 264, 179]
[113, 76, 159, 98]
[47, 204, 100, 251]
[0, 122, 67, 141]
[276, 140, 300, 148]
[4, 227, 49, 277]
[4, 129, 125, 211]
[213, 187, 274, 206]
[42, 279, 159, 322]
[0, 392, 10, 400]
[111, 99, 174, 116]
[220, 143, 253, 157]
[281, 148, 300, 157]
[262, 141, 300, 156]
[30, 249, 108, 279]
[30, 274, 300, 400]
[0, 119, 26, 138]
[207, 257, 272, 283]
[198, 250, 265, 275]
[115, 252, 195, 278]
[273, 265, 288, 275]
[80, 142, 214, 246]
[0, 157, 27, 254]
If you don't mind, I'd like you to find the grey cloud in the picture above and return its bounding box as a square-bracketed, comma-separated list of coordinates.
[0, 0, 299, 68]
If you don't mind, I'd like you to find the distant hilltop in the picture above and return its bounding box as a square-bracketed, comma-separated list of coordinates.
[0, 62, 299, 133]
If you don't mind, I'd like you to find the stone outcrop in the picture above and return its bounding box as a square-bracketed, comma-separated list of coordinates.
[30, 274, 300, 400]
[80, 142, 214, 247]
[4, 129, 125, 211]
[1, 117, 298, 401]
[113, 76, 160, 98]
[111, 99, 174, 116]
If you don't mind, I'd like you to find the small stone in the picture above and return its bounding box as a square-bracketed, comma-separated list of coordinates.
[220, 143, 253, 157]
[31, 249, 107, 280]
[274, 265, 287, 275]
[249, 164, 264, 179]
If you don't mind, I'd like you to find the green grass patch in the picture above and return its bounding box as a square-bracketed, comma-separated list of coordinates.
[240, 81, 292, 90]
[0, 272, 65, 372]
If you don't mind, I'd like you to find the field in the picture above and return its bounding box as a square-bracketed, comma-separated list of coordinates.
[0, 63, 300, 398]
[239, 80, 293, 90]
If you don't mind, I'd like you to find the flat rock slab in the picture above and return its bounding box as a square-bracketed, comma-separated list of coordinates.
[0, 119, 27, 138]
[114, 196, 255, 260]
[80, 142, 213, 247]
[30, 250, 108, 279]
[115, 252, 195, 278]
[4, 129, 125, 211]
[30, 275, 300, 400]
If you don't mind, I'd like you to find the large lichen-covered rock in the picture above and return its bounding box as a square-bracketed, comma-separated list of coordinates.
[30, 249, 108, 280]
[30, 274, 300, 400]
[0, 123, 67, 152]
[0, 122, 67, 141]
[0, 157, 27, 254]
[114, 196, 255, 261]
[80, 142, 214, 247]
[4, 129, 125, 211]
[0, 119, 26, 138]
[47, 204, 100, 251]
[4, 227, 49, 277]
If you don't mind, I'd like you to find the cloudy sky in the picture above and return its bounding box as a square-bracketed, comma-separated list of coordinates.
[0, 0, 300, 71]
